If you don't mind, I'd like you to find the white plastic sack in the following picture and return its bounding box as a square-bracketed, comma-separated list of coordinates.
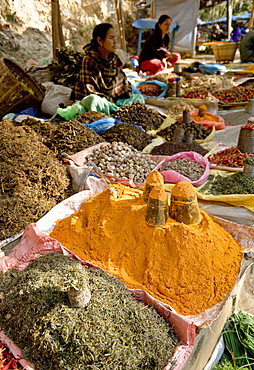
[41, 82, 73, 116]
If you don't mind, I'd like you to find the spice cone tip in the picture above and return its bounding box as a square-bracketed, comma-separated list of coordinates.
[146, 170, 164, 186]
[171, 181, 195, 198]
[149, 186, 168, 201]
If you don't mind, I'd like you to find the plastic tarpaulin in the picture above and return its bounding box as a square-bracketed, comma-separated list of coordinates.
[0, 176, 195, 370]
[154, 0, 200, 55]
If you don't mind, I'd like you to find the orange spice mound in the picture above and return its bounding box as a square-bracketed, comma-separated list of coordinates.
[171, 181, 195, 198]
[146, 170, 164, 186]
[50, 184, 243, 316]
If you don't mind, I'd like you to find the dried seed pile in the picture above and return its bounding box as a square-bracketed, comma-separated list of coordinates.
[72, 111, 109, 124]
[186, 75, 234, 92]
[44, 121, 104, 159]
[48, 48, 84, 88]
[86, 142, 157, 183]
[146, 72, 177, 84]
[150, 141, 208, 156]
[199, 172, 254, 195]
[0, 254, 179, 370]
[158, 120, 211, 141]
[159, 158, 205, 181]
[0, 120, 70, 241]
[111, 102, 165, 131]
[102, 123, 153, 151]
[165, 101, 196, 119]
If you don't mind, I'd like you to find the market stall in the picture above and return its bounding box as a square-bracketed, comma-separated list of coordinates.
[1, 43, 254, 370]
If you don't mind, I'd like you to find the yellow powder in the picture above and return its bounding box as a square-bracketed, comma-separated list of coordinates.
[50, 184, 242, 316]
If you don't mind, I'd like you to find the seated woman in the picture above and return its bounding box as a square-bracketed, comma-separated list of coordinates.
[71, 23, 132, 103]
[138, 14, 181, 76]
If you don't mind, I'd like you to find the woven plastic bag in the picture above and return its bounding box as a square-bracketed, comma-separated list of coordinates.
[154, 151, 210, 187]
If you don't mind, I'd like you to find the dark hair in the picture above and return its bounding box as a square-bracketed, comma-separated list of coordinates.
[91, 23, 113, 47]
[155, 14, 171, 30]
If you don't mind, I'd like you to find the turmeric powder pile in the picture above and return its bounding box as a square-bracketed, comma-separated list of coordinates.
[191, 104, 219, 122]
[50, 184, 242, 316]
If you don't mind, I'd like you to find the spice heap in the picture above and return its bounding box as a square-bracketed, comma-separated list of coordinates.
[0, 254, 179, 370]
[150, 140, 208, 156]
[186, 75, 234, 92]
[43, 120, 104, 160]
[72, 111, 109, 124]
[111, 102, 164, 131]
[212, 87, 254, 104]
[199, 172, 254, 195]
[158, 120, 211, 141]
[159, 158, 205, 181]
[209, 147, 254, 168]
[0, 120, 70, 241]
[165, 101, 195, 120]
[86, 142, 157, 183]
[50, 183, 242, 316]
[138, 83, 162, 96]
[102, 123, 153, 151]
[191, 105, 220, 122]
[19, 118, 104, 160]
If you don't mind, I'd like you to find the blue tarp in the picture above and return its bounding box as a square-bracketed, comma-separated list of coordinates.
[201, 12, 251, 25]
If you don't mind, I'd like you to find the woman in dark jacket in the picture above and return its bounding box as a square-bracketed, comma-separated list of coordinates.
[138, 14, 181, 75]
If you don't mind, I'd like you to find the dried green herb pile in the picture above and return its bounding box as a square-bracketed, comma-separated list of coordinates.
[111, 102, 165, 131]
[102, 123, 153, 151]
[20, 118, 104, 160]
[199, 172, 254, 195]
[0, 254, 179, 370]
[150, 140, 208, 156]
[0, 120, 70, 241]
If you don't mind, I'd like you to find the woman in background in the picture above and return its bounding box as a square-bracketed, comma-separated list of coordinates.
[138, 14, 181, 76]
[72, 23, 131, 102]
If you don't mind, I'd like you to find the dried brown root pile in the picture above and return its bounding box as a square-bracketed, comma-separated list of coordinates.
[0, 120, 71, 241]
[20, 118, 105, 160]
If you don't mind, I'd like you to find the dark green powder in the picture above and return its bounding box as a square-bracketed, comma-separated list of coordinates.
[199, 172, 254, 195]
[0, 254, 179, 370]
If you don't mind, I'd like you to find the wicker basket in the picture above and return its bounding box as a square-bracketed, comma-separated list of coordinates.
[212, 42, 238, 63]
[0, 58, 45, 119]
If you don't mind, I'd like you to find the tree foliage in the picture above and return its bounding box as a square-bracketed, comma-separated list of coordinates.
[199, 0, 253, 22]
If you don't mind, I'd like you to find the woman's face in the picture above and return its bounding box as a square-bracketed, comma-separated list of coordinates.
[99, 27, 117, 53]
[159, 18, 171, 35]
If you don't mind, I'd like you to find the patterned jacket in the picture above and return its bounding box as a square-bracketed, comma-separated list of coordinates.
[72, 43, 130, 102]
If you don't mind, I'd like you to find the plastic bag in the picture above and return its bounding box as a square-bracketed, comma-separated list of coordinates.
[85, 117, 116, 135]
[184, 110, 225, 130]
[80, 94, 119, 115]
[57, 102, 86, 120]
[115, 93, 145, 107]
[154, 151, 210, 187]
[41, 82, 73, 116]
[132, 80, 168, 98]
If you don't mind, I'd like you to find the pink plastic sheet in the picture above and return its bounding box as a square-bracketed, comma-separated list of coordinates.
[0, 223, 195, 370]
[154, 151, 210, 187]
[1, 178, 253, 369]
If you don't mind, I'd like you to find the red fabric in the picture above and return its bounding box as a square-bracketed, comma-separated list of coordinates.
[140, 53, 181, 75]
[140, 59, 165, 75]
[166, 52, 181, 65]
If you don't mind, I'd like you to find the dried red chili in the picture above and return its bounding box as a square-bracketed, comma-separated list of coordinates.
[208, 147, 254, 168]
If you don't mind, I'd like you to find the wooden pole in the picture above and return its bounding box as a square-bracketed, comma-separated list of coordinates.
[51, 0, 65, 61]
[249, 0, 254, 30]
[114, 0, 126, 52]
[226, 0, 232, 40]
